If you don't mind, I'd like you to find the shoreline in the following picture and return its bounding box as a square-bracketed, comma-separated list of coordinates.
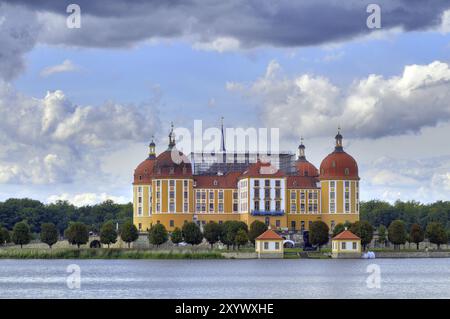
[1, 248, 450, 260]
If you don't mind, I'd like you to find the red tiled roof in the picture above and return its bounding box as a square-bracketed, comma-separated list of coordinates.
[256, 229, 283, 240]
[194, 172, 241, 189]
[332, 230, 360, 240]
[320, 151, 359, 180]
[295, 159, 319, 177]
[286, 175, 319, 189]
[240, 161, 285, 178]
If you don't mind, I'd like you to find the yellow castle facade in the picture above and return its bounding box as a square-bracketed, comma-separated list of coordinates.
[132, 125, 359, 233]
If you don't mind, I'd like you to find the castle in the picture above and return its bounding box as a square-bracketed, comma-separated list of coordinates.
[132, 123, 360, 233]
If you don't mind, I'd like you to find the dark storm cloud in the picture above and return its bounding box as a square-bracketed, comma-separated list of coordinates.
[1, 0, 450, 49]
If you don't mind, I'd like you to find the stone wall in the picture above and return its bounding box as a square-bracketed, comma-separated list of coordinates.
[375, 251, 450, 258]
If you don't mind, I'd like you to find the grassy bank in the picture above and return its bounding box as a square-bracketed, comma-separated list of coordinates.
[0, 248, 224, 259]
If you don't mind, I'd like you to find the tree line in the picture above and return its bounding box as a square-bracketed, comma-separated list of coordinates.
[0, 198, 132, 235]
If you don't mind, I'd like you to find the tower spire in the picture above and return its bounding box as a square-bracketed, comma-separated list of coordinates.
[168, 122, 175, 149]
[220, 116, 226, 152]
[148, 135, 156, 159]
[335, 126, 343, 152]
[298, 136, 306, 160]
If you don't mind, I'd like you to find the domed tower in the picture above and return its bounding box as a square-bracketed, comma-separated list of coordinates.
[319, 128, 360, 229]
[295, 137, 319, 177]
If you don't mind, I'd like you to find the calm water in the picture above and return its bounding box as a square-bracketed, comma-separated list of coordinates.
[0, 258, 449, 299]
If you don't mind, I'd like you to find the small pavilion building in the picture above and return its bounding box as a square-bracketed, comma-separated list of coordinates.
[255, 229, 284, 259]
[332, 229, 362, 258]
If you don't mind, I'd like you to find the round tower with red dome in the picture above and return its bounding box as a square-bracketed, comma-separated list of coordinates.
[319, 128, 360, 228]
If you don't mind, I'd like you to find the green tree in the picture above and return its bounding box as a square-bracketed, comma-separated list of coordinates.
[40, 223, 58, 248]
[426, 222, 447, 250]
[377, 225, 387, 247]
[64, 222, 89, 248]
[248, 220, 268, 245]
[203, 222, 222, 249]
[388, 220, 407, 250]
[148, 223, 168, 247]
[409, 223, 424, 250]
[235, 229, 249, 249]
[12, 221, 31, 248]
[332, 223, 345, 238]
[120, 221, 139, 248]
[221, 221, 248, 250]
[171, 227, 183, 246]
[350, 221, 373, 250]
[182, 222, 203, 246]
[100, 221, 117, 248]
[309, 221, 329, 251]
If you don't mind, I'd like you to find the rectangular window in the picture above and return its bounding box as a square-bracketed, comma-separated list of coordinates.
[254, 180, 259, 187]
[275, 242, 280, 250]
[218, 203, 224, 212]
[290, 191, 296, 200]
[275, 189, 281, 199]
[233, 191, 238, 200]
[184, 180, 188, 187]
[265, 201, 271, 211]
[264, 242, 269, 250]
[169, 203, 175, 212]
[275, 180, 280, 187]
[209, 191, 214, 200]
[341, 242, 346, 250]
[265, 180, 270, 187]
[301, 203, 305, 212]
[275, 201, 281, 211]
[264, 189, 270, 199]
[184, 203, 188, 212]
[138, 196, 142, 203]
[290, 204, 296, 213]
[233, 203, 238, 212]
[330, 181, 335, 188]
[254, 201, 260, 211]
[138, 207, 142, 216]
[169, 220, 174, 227]
[352, 242, 357, 250]
[209, 203, 214, 212]
[276, 220, 280, 227]
[169, 180, 175, 187]
[169, 191, 175, 199]
[218, 191, 223, 200]
[196, 191, 201, 200]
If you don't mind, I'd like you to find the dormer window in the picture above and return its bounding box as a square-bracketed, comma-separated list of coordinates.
[332, 161, 336, 168]
[139, 175, 142, 181]
[213, 180, 218, 186]
[182, 167, 187, 174]
[169, 167, 175, 175]
[157, 168, 161, 175]
[344, 168, 349, 176]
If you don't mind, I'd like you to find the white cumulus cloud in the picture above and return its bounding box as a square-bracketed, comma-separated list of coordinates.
[40, 60, 78, 77]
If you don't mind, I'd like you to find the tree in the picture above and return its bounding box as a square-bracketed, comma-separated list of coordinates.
[120, 221, 139, 248]
[203, 222, 222, 249]
[171, 227, 183, 246]
[221, 221, 248, 250]
[309, 221, 329, 251]
[248, 220, 268, 244]
[332, 223, 345, 238]
[64, 222, 89, 248]
[0, 226, 9, 245]
[350, 221, 373, 250]
[377, 225, 387, 247]
[426, 222, 447, 250]
[235, 229, 248, 249]
[148, 223, 168, 247]
[182, 222, 203, 246]
[12, 221, 31, 248]
[409, 223, 424, 250]
[388, 220, 407, 250]
[100, 221, 117, 248]
[40, 223, 58, 248]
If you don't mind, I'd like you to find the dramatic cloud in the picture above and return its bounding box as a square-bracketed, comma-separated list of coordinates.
[40, 59, 78, 77]
[227, 60, 450, 139]
[0, 3, 40, 80]
[2, 1, 450, 49]
[0, 82, 159, 184]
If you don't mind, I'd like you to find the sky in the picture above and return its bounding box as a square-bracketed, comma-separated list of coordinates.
[1, 0, 450, 205]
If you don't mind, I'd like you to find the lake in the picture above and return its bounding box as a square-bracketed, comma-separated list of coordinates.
[0, 258, 449, 298]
